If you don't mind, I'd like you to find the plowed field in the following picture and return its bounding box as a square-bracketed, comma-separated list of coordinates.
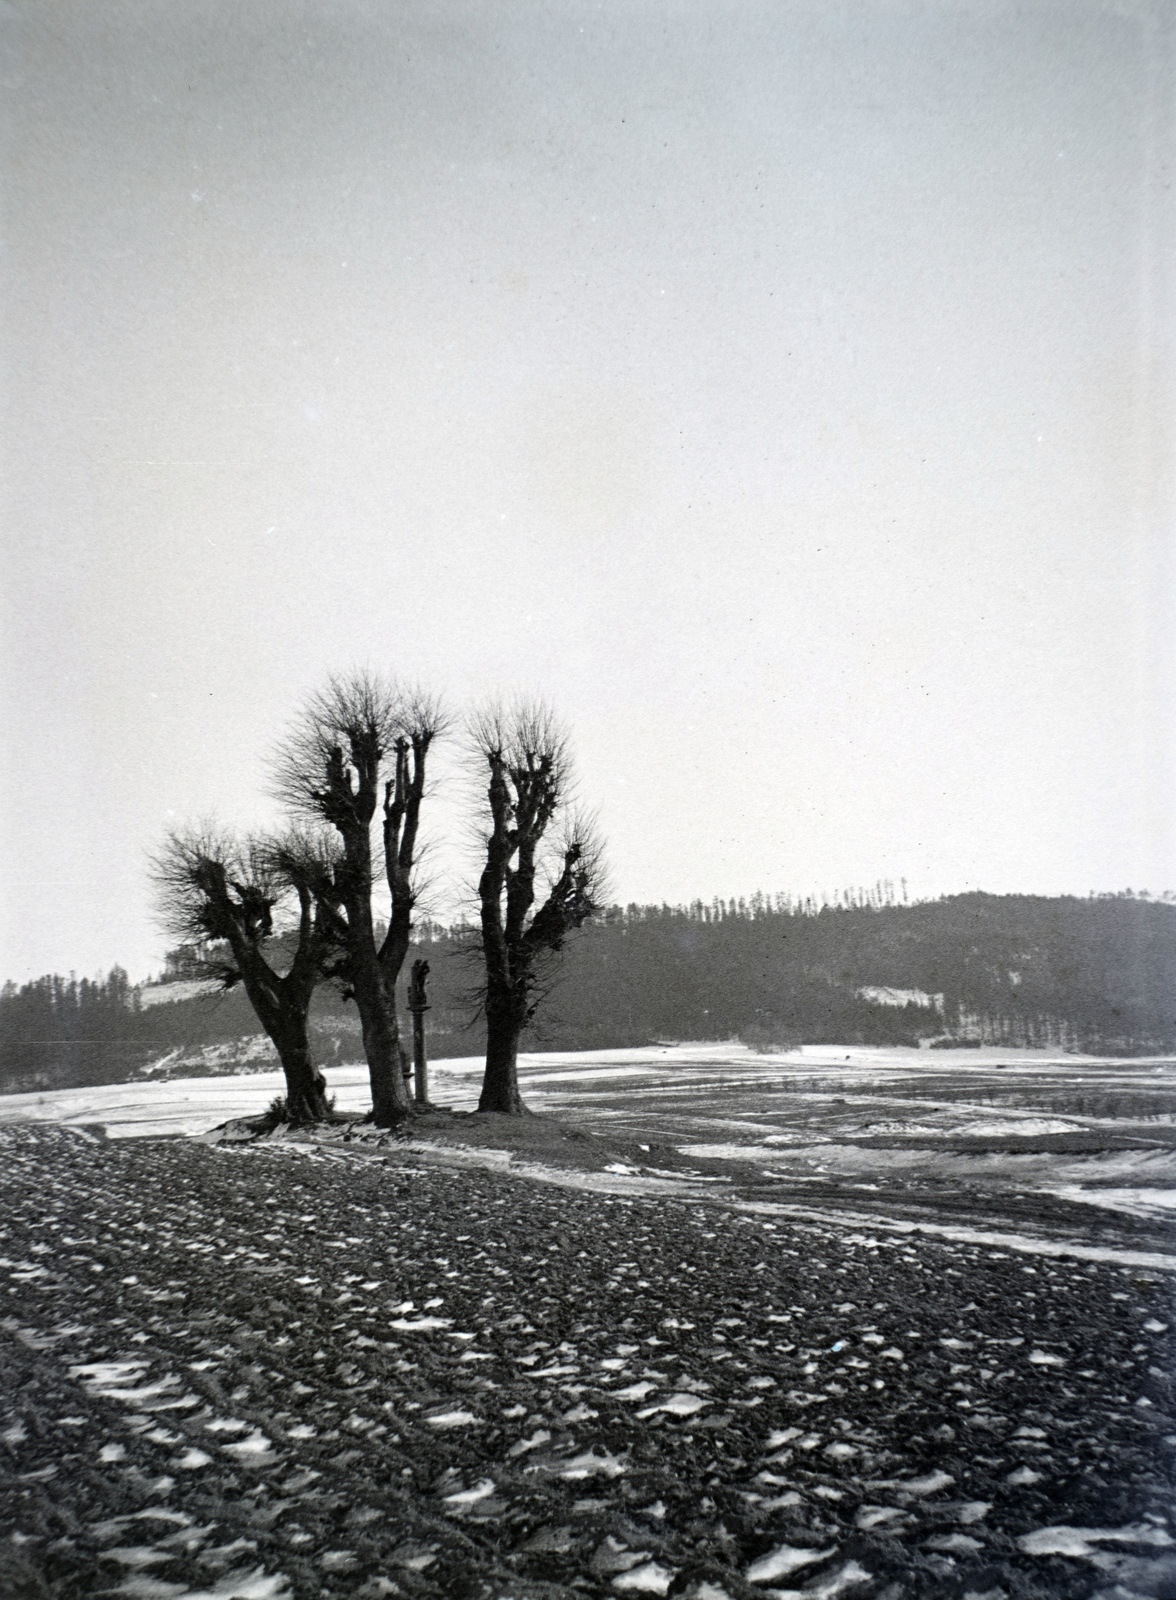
[2, 1046, 1174, 1599]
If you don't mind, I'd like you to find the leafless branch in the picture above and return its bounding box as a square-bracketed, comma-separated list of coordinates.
[270, 669, 405, 825]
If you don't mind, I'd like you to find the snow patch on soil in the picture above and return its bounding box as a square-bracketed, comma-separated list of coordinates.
[734, 1199, 1176, 1272]
[1018, 1523, 1175, 1557]
[1045, 1185, 1176, 1220]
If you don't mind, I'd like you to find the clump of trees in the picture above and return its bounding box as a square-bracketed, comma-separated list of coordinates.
[150, 675, 603, 1125]
[0, 967, 157, 1092]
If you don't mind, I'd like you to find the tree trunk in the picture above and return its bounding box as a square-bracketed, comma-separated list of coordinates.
[478, 1004, 528, 1114]
[335, 817, 413, 1125]
[232, 957, 330, 1126]
[351, 960, 412, 1125]
[274, 1026, 330, 1124]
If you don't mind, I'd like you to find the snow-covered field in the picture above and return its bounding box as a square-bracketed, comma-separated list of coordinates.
[4, 1040, 1171, 1136]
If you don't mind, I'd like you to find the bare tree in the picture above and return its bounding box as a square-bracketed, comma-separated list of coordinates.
[273, 672, 447, 1126]
[469, 701, 605, 1114]
[151, 825, 342, 1123]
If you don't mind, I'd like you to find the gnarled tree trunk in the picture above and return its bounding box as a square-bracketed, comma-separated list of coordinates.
[231, 932, 332, 1127]
[338, 821, 412, 1127]
[270, 1018, 330, 1123]
[351, 957, 407, 1125]
[479, 999, 529, 1114]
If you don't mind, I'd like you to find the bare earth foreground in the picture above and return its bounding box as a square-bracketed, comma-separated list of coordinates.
[1, 1046, 1174, 1600]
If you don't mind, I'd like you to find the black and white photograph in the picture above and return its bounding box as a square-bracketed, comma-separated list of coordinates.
[1, 3, 1174, 1597]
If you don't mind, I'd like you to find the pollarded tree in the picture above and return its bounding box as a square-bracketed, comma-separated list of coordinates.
[151, 825, 343, 1123]
[273, 672, 447, 1126]
[470, 701, 605, 1114]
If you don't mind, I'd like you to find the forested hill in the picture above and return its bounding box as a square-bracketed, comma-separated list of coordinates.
[520, 891, 1176, 1055]
[2, 892, 1174, 1093]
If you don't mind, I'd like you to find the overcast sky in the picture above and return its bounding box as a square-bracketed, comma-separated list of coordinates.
[2, 0, 1173, 983]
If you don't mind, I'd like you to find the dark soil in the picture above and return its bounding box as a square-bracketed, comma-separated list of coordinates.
[216, 1106, 700, 1176]
[1, 1121, 1174, 1600]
